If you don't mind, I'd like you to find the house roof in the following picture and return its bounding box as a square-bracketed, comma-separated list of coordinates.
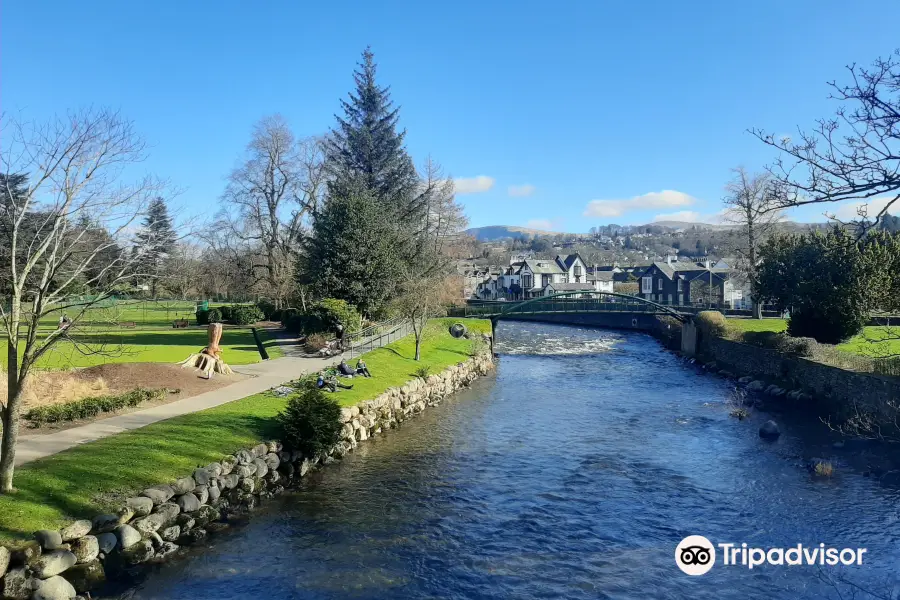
[558, 253, 584, 270]
[588, 271, 614, 282]
[522, 258, 565, 275]
[546, 282, 597, 291]
[648, 261, 732, 280]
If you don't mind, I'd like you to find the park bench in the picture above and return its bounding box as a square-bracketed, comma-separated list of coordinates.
[173, 319, 190, 328]
[120, 321, 136, 328]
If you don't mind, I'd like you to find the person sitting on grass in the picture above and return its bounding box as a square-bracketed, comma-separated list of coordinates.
[316, 372, 351, 392]
[327, 373, 352, 391]
[356, 358, 372, 377]
[338, 359, 355, 377]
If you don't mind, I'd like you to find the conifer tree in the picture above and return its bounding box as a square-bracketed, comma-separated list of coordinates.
[134, 197, 176, 297]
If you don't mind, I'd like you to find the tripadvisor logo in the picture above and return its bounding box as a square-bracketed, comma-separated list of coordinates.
[676, 535, 715, 575]
[675, 536, 868, 575]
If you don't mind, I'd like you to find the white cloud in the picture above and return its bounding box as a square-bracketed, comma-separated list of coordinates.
[453, 175, 495, 194]
[508, 184, 536, 197]
[524, 218, 563, 231]
[830, 196, 898, 222]
[583, 190, 698, 218]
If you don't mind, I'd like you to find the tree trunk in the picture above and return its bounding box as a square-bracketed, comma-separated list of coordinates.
[0, 344, 22, 493]
[414, 333, 422, 361]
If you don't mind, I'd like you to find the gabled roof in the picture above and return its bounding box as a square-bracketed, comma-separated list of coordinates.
[558, 253, 585, 270]
[522, 258, 565, 275]
[588, 271, 614, 282]
[546, 282, 597, 291]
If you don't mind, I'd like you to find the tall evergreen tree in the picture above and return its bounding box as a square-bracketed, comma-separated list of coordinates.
[134, 197, 176, 297]
[306, 47, 427, 313]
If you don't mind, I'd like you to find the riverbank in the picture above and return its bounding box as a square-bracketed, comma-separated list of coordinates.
[0, 319, 490, 545]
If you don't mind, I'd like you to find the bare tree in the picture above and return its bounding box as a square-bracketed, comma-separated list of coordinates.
[393, 159, 468, 360]
[721, 167, 784, 318]
[164, 242, 203, 299]
[0, 109, 165, 491]
[751, 50, 900, 229]
[219, 116, 323, 308]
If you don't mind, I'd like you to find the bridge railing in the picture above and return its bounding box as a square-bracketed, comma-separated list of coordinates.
[449, 292, 688, 321]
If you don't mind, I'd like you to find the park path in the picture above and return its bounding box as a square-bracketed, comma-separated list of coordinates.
[14, 353, 338, 467]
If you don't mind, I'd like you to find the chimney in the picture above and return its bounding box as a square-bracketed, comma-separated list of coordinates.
[666, 255, 674, 266]
[704, 259, 711, 269]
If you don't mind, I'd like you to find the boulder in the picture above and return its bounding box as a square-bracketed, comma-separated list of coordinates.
[339, 407, 353, 423]
[33, 531, 63, 551]
[239, 478, 255, 494]
[252, 458, 269, 479]
[264, 453, 280, 471]
[68, 537, 98, 564]
[759, 420, 781, 440]
[159, 526, 181, 543]
[193, 486, 209, 505]
[265, 440, 281, 453]
[153, 503, 181, 525]
[176, 493, 201, 513]
[114, 525, 141, 550]
[141, 485, 174, 505]
[205, 522, 229, 535]
[205, 462, 223, 478]
[0, 545, 9, 578]
[12, 542, 42, 568]
[58, 521, 91, 544]
[153, 542, 180, 561]
[235, 450, 254, 465]
[220, 474, 240, 490]
[1, 567, 33, 600]
[32, 575, 76, 600]
[90, 514, 120, 535]
[177, 528, 207, 546]
[60, 560, 104, 593]
[234, 464, 256, 479]
[171, 477, 196, 495]
[299, 458, 313, 477]
[95, 533, 117, 555]
[175, 514, 196, 531]
[131, 513, 167, 536]
[220, 455, 237, 474]
[32, 550, 77, 579]
[747, 380, 766, 392]
[121, 540, 155, 565]
[125, 497, 154, 518]
[737, 375, 754, 384]
[193, 505, 219, 528]
[192, 468, 211, 486]
[251, 443, 268, 458]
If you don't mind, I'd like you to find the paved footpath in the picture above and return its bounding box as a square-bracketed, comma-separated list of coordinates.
[14, 353, 339, 467]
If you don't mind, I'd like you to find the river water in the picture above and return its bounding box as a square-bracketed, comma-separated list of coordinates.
[128, 322, 900, 600]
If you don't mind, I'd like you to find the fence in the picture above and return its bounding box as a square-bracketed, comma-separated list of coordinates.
[343, 317, 415, 359]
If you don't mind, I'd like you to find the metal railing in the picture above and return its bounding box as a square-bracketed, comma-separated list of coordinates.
[343, 317, 414, 359]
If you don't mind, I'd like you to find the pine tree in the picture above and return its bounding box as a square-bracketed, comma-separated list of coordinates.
[134, 197, 176, 297]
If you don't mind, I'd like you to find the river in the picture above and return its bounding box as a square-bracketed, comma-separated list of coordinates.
[127, 322, 900, 599]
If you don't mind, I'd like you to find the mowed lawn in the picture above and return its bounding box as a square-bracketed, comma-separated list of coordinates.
[726, 318, 900, 356]
[0, 318, 490, 542]
[0, 327, 283, 370]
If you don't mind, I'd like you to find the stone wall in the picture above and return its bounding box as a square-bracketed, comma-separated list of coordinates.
[0, 353, 495, 600]
[701, 337, 900, 420]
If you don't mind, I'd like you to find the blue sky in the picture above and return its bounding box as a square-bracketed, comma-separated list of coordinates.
[3, 0, 899, 231]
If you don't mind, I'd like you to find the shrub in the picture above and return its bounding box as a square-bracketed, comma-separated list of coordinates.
[278, 383, 343, 458]
[776, 336, 817, 358]
[218, 305, 234, 321]
[257, 299, 278, 321]
[413, 365, 431, 379]
[196, 309, 210, 325]
[24, 388, 165, 426]
[316, 298, 361, 333]
[207, 308, 223, 324]
[695, 311, 728, 338]
[229, 304, 265, 325]
[305, 333, 328, 353]
[740, 330, 782, 349]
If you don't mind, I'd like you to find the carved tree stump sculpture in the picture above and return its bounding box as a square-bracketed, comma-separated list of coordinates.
[178, 322, 234, 375]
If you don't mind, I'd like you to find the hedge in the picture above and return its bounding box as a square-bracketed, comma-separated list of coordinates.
[23, 388, 168, 426]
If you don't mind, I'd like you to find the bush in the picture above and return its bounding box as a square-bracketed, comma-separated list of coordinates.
[695, 311, 728, 338]
[196, 308, 209, 325]
[305, 333, 328, 353]
[776, 336, 817, 358]
[229, 304, 265, 326]
[219, 305, 234, 321]
[24, 388, 166, 426]
[316, 298, 361, 333]
[413, 365, 431, 379]
[207, 308, 223, 324]
[787, 308, 866, 345]
[278, 383, 343, 458]
[257, 300, 278, 321]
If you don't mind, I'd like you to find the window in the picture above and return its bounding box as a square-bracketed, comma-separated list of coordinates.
[542, 274, 551, 287]
[658, 278, 663, 291]
[574, 265, 583, 276]
[522, 274, 532, 289]
[668, 293, 673, 304]
[641, 276, 653, 294]
[678, 293, 683, 305]
[677, 278, 683, 292]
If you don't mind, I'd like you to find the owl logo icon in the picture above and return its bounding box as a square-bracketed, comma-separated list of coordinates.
[675, 535, 716, 575]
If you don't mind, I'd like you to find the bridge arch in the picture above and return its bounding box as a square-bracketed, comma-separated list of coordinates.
[493, 291, 689, 322]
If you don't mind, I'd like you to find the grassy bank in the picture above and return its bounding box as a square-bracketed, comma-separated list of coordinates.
[0, 327, 283, 370]
[0, 318, 490, 542]
[726, 318, 900, 357]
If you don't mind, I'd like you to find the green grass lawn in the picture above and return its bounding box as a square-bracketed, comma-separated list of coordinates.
[0, 318, 490, 542]
[725, 318, 900, 357]
[0, 327, 283, 370]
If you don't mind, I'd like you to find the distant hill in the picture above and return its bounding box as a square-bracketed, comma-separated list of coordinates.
[648, 220, 733, 230]
[465, 225, 558, 241]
